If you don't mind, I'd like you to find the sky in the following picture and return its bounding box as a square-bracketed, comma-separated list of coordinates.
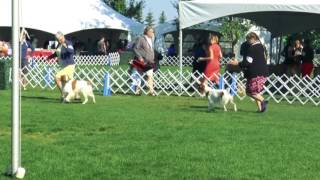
[143, 0, 178, 24]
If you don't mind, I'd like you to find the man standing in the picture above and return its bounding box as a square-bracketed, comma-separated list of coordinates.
[20, 29, 34, 90]
[47, 31, 75, 100]
[133, 26, 156, 96]
[97, 36, 107, 55]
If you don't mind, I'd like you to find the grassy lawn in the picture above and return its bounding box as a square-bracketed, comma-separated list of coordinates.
[0, 89, 320, 179]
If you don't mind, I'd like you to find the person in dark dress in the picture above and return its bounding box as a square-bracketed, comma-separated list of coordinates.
[228, 32, 269, 113]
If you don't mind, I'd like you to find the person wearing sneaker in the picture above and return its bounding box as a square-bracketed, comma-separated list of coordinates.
[47, 31, 75, 101]
[133, 26, 156, 96]
[228, 32, 269, 112]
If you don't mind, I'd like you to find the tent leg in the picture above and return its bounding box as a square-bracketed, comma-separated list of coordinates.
[178, 1, 183, 93]
[179, 28, 183, 89]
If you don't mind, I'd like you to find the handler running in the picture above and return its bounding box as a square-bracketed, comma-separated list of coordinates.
[47, 31, 75, 101]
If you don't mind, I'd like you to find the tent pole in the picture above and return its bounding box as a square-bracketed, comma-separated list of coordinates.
[179, 1, 183, 91]
[277, 36, 283, 65]
[269, 37, 273, 64]
[11, 0, 22, 177]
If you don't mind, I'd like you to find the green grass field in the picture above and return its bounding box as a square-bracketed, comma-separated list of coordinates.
[0, 89, 320, 180]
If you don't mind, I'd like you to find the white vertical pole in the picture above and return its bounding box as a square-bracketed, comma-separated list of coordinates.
[178, 1, 183, 89]
[12, 0, 21, 175]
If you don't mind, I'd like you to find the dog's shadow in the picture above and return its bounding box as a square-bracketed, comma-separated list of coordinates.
[189, 105, 253, 113]
[21, 96, 83, 104]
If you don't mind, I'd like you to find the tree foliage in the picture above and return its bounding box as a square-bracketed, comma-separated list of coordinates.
[145, 11, 155, 26]
[219, 17, 251, 52]
[103, 0, 145, 23]
[159, 11, 167, 24]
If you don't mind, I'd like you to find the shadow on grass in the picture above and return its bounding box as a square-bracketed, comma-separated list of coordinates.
[1, 172, 15, 180]
[21, 96, 83, 104]
[189, 105, 255, 113]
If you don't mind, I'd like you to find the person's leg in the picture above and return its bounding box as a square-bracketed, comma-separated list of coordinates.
[55, 76, 63, 96]
[247, 93, 264, 111]
[246, 77, 267, 112]
[55, 65, 75, 98]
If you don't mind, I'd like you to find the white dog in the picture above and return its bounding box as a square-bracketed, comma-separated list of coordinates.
[61, 76, 96, 104]
[199, 79, 237, 112]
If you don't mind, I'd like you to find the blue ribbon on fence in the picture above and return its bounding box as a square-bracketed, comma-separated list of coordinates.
[130, 70, 141, 93]
[219, 75, 224, 90]
[103, 72, 111, 96]
[44, 66, 53, 87]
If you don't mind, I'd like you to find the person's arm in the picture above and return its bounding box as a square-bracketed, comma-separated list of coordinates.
[229, 47, 253, 68]
[133, 37, 144, 61]
[197, 46, 214, 62]
[61, 42, 74, 54]
[28, 42, 34, 52]
[46, 52, 57, 60]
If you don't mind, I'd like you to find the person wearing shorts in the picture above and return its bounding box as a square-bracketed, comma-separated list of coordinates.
[47, 31, 75, 100]
[228, 32, 269, 112]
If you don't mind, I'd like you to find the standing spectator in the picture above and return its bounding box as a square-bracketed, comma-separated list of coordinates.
[228, 32, 269, 113]
[240, 40, 250, 61]
[47, 31, 75, 101]
[20, 29, 34, 89]
[167, 44, 176, 57]
[0, 41, 9, 57]
[133, 26, 156, 96]
[301, 39, 314, 77]
[31, 37, 38, 49]
[281, 38, 295, 75]
[197, 34, 222, 86]
[192, 41, 207, 75]
[106, 39, 110, 53]
[97, 36, 107, 55]
[292, 39, 303, 76]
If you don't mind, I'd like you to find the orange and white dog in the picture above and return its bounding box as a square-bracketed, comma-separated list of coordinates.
[198, 78, 237, 112]
[61, 76, 96, 104]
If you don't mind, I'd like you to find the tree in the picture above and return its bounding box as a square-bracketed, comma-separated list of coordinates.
[145, 11, 155, 26]
[159, 11, 167, 24]
[126, 0, 145, 23]
[219, 17, 251, 53]
[115, 0, 126, 15]
[103, 0, 145, 23]
[103, 0, 126, 15]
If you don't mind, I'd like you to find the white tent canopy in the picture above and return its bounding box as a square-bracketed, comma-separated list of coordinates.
[176, 0, 320, 76]
[1, 0, 143, 35]
[180, 0, 320, 37]
[155, 20, 221, 38]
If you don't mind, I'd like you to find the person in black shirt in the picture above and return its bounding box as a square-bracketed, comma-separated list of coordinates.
[228, 32, 269, 112]
[301, 39, 314, 77]
[192, 41, 207, 75]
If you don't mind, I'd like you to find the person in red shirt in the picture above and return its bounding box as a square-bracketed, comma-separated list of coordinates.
[197, 34, 222, 86]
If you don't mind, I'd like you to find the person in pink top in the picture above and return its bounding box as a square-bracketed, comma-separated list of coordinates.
[197, 34, 222, 86]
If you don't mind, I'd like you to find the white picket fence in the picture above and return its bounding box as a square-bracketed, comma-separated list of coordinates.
[26, 52, 120, 66]
[1, 54, 320, 106]
[160, 55, 320, 67]
[13, 60, 320, 106]
[160, 55, 232, 66]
